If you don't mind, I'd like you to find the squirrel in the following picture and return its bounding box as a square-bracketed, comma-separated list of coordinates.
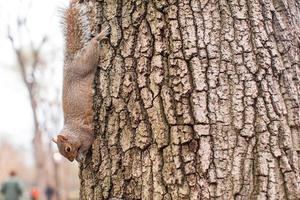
[52, 0, 110, 162]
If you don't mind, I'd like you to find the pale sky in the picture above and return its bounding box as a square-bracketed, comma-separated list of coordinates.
[0, 0, 68, 158]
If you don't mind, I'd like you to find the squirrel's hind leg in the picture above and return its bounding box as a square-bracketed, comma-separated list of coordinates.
[76, 27, 110, 77]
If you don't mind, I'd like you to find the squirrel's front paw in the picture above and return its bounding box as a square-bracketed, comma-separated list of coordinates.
[76, 152, 86, 163]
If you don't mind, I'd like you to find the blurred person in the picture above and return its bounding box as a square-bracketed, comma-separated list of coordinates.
[30, 187, 39, 200]
[0, 171, 23, 200]
[44, 184, 55, 200]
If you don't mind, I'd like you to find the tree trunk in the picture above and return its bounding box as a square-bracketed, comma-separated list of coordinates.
[80, 0, 300, 199]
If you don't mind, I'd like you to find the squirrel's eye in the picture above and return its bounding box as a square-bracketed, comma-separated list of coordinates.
[65, 147, 71, 152]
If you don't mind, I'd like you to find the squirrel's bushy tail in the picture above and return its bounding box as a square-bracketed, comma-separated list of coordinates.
[63, 2, 92, 60]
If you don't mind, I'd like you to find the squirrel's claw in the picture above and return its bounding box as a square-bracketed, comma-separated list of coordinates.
[96, 26, 111, 41]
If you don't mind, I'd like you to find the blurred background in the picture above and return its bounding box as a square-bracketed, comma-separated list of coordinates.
[0, 0, 79, 199]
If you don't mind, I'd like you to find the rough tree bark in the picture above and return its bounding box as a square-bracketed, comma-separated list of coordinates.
[79, 0, 300, 199]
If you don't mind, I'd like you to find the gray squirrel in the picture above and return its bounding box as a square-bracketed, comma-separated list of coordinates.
[52, 0, 110, 162]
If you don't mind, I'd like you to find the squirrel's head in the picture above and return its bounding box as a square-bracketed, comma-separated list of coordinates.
[52, 134, 80, 162]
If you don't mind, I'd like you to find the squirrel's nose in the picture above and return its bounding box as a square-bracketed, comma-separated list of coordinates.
[68, 157, 75, 162]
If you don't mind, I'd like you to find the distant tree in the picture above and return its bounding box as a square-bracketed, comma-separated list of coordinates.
[8, 17, 47, 189]
[5, 2, 80, 199]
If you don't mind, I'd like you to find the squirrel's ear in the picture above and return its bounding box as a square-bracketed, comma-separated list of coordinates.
[57, 134, 68, 142]
[52, 135, 58, 143]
